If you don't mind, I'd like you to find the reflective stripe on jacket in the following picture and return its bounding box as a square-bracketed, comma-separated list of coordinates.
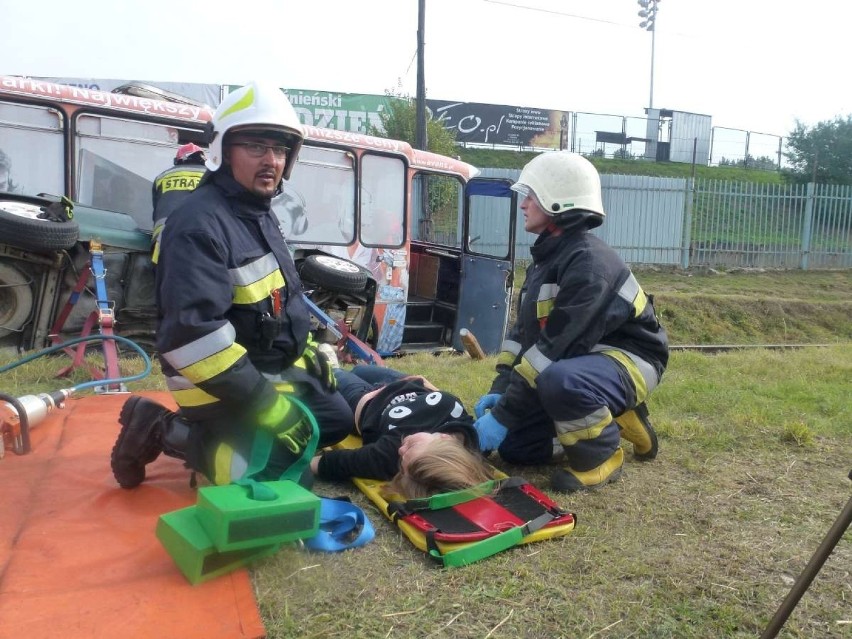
[155, 169, 311, 422]
[489, 217, 669, 431]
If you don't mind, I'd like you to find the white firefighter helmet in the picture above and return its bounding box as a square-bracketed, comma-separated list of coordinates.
[205, 81, 304, 179]
[511, 151, 605, 219]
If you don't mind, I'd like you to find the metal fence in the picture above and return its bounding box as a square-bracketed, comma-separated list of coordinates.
[475, 169, 852, 269]
[466, 112, 786, 170]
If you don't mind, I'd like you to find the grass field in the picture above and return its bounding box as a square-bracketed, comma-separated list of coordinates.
[1, 269, 850, 638]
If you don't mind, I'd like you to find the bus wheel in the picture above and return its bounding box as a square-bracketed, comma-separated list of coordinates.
[0, 261, 34, 338]
[299, 254, 369, 294]
[0, 197, 79, 252]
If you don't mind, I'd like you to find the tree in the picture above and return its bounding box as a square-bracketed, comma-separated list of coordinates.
[784, 115, 852, 184]
[719, 155, 778, 171]
[368, 92, 458, 158]
[368, 92, 461, 242]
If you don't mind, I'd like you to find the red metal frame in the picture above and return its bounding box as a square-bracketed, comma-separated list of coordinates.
[48, 242, 122, 390]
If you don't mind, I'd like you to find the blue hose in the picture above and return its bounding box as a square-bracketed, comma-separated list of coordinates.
[0, 334, 152, 392]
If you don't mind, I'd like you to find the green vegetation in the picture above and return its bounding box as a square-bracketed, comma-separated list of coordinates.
[638, 268, 852, 346]
[367, 92, 457, 159]
[457, 146, 786, 184]
[2, 270, 849, 638]
[785, 115, 852, 185]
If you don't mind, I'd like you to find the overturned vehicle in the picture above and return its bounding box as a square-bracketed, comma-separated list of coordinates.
[0, 77, 518, 360]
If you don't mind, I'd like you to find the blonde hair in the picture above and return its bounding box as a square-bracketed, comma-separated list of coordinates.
[382, 437, 495, 500]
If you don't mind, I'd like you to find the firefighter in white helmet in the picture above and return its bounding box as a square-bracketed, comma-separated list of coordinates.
[473, 151, 669, 493]
[111, 81, 353, 490]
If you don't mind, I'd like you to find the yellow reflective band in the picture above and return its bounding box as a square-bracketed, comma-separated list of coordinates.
[555, 407, 612, 446]
[272, 381, 296, 393]
[633, 288, 648, 317]
[232, 270, 285, 305]
[536, 299, 554, 319]
[179, 343, 246, 384]
[170, 386, 219, 408]
[151, 221, 165, 264]
[213, 443, 235, 486]
[514, 358, 539, 388]
[497, 351, 516, 368]
[220, 86, 255, 120]
[602, 349, 649, 403]
[157, 171, 202, 194]
[257, 395, 290, 428]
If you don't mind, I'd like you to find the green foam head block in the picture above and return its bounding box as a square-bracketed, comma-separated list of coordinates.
[156, 506, 280, 585]
[196, 480, 321, 552]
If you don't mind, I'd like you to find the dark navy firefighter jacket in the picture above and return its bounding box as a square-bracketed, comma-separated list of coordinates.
[155, 169, 311, 424]
[489, 214, 669, 432]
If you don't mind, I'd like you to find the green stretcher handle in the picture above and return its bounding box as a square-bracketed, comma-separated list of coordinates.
[428, 511, 556, 568]
[402, 477, 528, 514]
[431, 526, 525, 568]
[421, 479, 500, 509]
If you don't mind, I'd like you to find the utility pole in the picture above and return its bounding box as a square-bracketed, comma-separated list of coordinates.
[415, 0, 427, 151]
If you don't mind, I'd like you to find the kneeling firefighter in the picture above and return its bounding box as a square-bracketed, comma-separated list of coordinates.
[472, 151, 669, 493]
[111, 81, 353, 489]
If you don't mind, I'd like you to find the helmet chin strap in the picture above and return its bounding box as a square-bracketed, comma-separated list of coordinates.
[545, 221, 563, 236]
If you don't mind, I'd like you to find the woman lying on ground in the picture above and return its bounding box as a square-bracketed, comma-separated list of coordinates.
[309, 365, 494, 498]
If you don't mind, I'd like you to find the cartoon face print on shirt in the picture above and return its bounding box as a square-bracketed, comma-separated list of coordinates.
[383, 391, 467, 432]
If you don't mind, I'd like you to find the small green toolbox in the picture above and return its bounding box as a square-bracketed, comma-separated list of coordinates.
[156, 506, 281, 585]
[195, 479, 321, 552]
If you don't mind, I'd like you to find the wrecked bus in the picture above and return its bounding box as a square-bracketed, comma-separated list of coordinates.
[0, 76, 517, 357]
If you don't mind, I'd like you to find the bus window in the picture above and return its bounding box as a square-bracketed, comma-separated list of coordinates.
[75, 114, 180, 230]
[468, 193, 512, 259]
[360, 154, 404, 247]
[412, 173, 463, 247]
[0, 102, 64, 197]
[281, 146, 355, 245]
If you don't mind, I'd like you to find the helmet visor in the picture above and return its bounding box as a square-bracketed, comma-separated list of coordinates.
[229, 126, 299, 145]
[510, 182, 547, 211]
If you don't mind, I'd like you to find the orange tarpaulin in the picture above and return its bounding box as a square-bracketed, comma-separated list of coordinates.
[0, 392, 266, 639]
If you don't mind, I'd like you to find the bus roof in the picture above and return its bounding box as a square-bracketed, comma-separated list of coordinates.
[0, 75, 213, 122]
[304, 125, 479, 180]
[1, 75, 480, 180]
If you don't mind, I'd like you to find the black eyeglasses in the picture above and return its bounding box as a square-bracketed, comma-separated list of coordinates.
[228, 142, 289, 159]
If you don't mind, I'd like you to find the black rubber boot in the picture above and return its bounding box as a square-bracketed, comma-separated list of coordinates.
[161, 416, 190, 461]
[111, 396, 174, 489]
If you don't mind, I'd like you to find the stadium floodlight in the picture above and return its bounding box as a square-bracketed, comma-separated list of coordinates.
[637, 0, 660, 108]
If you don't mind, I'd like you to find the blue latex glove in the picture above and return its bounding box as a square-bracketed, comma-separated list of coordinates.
[474, 412, 508, 452]
[474, 393, 502, 418]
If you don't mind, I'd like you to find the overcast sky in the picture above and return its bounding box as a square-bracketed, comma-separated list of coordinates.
[2, 0, 850, 138]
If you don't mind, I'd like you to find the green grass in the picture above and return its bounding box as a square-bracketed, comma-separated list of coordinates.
[1, 269, 850, 638]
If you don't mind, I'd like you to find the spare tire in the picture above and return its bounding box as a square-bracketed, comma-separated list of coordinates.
[0, 261, 34, 338]
[0, 198, 79, 252]
[299, 254, 369, 294]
